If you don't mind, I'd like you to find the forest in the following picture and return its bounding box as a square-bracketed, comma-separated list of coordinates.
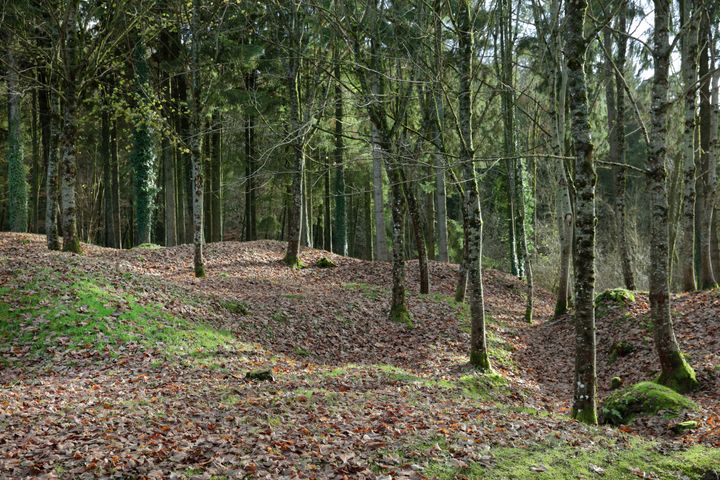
[0, 0, 719, 478]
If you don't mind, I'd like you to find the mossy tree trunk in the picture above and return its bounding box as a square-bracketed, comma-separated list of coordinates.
[648, 0, 699, 393]
[565, 0, 597, 425]
[371, 123, 389, 261]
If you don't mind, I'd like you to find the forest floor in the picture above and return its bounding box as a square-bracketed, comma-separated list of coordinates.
[0, 232, 718, 479]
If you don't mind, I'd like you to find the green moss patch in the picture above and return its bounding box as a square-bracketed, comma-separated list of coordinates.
[0, 270, 238, 363]
[424, 438, 720, 480]
[599, 381, 697, 425]
[595, 288, 635, 306]
[134, 243, 163, 249]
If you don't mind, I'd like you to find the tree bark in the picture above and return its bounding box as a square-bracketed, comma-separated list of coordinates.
[333, 52, 347, 256]
[698, 10, 717, 289]
[565, 0, 597, 424]
[372, 124, 389, 261]
[191, 0, 205, 277]
[60, 3, 81, 253]
[457, 0, 490, 370]
[211, 110, 222, 242]
[648, 0, 698, 393]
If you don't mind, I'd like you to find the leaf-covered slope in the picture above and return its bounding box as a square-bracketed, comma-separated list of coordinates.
[1, 233, 717, 479]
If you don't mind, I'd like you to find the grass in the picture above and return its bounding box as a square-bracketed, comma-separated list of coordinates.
[343, 282, 384, 301]
[423, 437, 720, 479]
[0, 269, 239, 363]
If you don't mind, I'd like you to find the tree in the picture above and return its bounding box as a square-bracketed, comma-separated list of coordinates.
[565, 0, 597, 424]
[647, 0, 699, 393]
[130, 33, 157, 246]
[191, 0, 205, 277]
[332, 45, 348, 256]
[456, 0, 490, 370]
[5, 42, 28, 232]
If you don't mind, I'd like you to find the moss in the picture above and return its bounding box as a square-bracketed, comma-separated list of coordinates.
[221, 300, 250, 315]
[315, 257, 336, 268]
[284, 256, 304, 269]
[572, 406, 598, 425]
[599, 381, 697, 425]
[194, 264, 206, 278]
[134, 243, 162, 249]
[657, 351, 699, 393]
[594, 288, 635, 306]
[469, 350, 492, 371]
[343, 282, 384, 301]
[389, 303, 413, 327]
[271, 310, 288, 323]
[62, 238, 82, 254]
[423, 438, 720, 480]
[458, 371, 507, 399]
[0, 271, 238, 363]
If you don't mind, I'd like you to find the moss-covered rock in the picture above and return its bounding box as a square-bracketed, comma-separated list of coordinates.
[595, 288, 635, 307]
[315, 257, 336, 268]
[599, 381, 697, 425]
[134, 243, 163, 250]
[657, 351, 699, 393]
[611, 376, 623, 390]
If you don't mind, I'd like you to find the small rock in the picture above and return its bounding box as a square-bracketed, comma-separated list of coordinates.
[703, 470, 720, 480]
[245, 369, 274, 381]
[610, 376, 623, 390]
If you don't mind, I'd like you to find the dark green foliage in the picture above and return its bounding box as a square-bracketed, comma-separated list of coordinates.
[599, 381, 697, 425]
[130, 35, 157, 246]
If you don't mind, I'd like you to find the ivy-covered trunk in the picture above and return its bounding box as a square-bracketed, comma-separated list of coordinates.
[648, 0, 698, 393]
[130, 35, 157, 246]
[6, 45, 28, 233]
[565, 0, 597, 424]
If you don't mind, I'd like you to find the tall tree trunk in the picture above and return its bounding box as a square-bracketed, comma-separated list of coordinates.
[43, 80, 60, 250]
[6, 45, 28, 233]
[333, 52, 348, 255]
[191, 0, 205, 277]
[517, 158, 533, 323]
[565, 0, 597, 424]
[372, 124, 389, 261]
[698, 10, 717, 289]
[432, 0, 449, 262]
[163, 134, 177, 246]
[244, 79, 257, 241]
[401, 168, 430, 294]
[110, 118, 121, 248]
[211, 110, 222, 242]
[324, 155, 332, 250]
[649, 0, 699, 393]
[284, 64, 304, 267]
[679, 0, 699, 291]
[458, 0, 490, 370]
[60, 3, 81, 253]
[102, 94, 114, 247]
[608, 6, 636, 290]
